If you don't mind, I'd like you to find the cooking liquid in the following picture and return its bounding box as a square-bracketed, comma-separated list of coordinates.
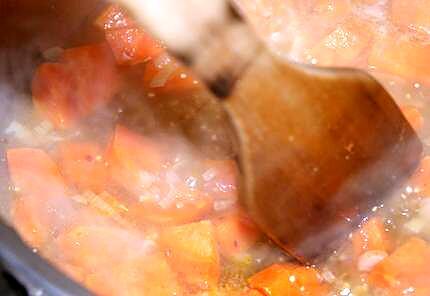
[0, 0, 430, 295]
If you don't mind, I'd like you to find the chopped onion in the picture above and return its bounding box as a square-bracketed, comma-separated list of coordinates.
[5, 121, 32, 139]
[213, 198, 236, 212]
[404, 217, 426, 234]
[320, 268, 336, 283]
[357, 250, 387, 272]
[150, 53, 177, 88]
[202, 168, 216, 181]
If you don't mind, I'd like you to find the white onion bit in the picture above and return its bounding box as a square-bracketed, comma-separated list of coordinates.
[357, 250, 388, 272]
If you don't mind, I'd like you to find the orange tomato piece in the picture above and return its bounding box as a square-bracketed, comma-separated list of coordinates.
[351, 217, 392, 259]
[368, 35, 430, 83]
[248, 264, 330, 296]
[57, 142, 108, 193]
[10, 197, 49, 248]
[128, 189, 213, 226]
[57, 225, 181, 296]
[59, 43, 119, 114]
[391, 0, 430, 34]
[85, 253, 182, 296]
[400, 105, 424, 132]
[213, 211, 261, 258]
[32, 63, 77, 128]
[105, 28, 165, 65]
[408, 156, 430, 196]
[160, 220, 220, 292]
[55, 224, 149, 270]
[7, 148, 67, 197]
[143, 54, 198, 94]
[368, 237, 430, 296]
[7, 149, 75, 248]
[309, 19, 372, 67]
[32, 43, 119, 129]
[107, 125, 165, 197]
[94, 3, 136, 31]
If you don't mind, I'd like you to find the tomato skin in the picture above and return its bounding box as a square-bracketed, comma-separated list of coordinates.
[160, 221, 220, 293]
[368, 237, 430, 295]
[106, 28, 165, 65]
[248, 264, 330, 296]
[32, 43, 119, 129]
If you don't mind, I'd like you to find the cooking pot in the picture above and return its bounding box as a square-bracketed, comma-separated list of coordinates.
[0, 1, 427, 295]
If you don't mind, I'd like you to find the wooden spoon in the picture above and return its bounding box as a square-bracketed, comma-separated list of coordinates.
[119, 0, 422, 262]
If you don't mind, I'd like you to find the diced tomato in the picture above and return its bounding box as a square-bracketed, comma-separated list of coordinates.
[128, 189, 213, 226]
[107, 125, 165, 197]
[108, 126, 213, 224]
[56, 142, 108, 193]
[248, 264, 330, 296]
[10, 197, 48, 248]
[400, 105, 424, 132]
[368, 237, 430, 295]
[160, 221, 220, 292]
[85, 253, 182, 296]
[32, 63, 77, 128]
[408, 156, 430, 196]
[143, 54, 199, 94]
[391, 0, 430, 34]
[202, 159, 239, 202]
[368, 35, 430, 83]
[7, 149, 76, 248]
[105, 28, 165, 65]
[351, 218, 392, 260]
[59, 43, 120, 114]
[213, 211, 261, 258]
[308, 19, 373, 67]
[32, 43, 119, 129]
[56, 225, 182, 296]
[55, 224, 146, 270]
[7, 148, 67, 197]
[94, 4, 136, 31]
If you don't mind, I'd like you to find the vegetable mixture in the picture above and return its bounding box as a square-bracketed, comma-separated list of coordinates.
[2, 1, 430, 295]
